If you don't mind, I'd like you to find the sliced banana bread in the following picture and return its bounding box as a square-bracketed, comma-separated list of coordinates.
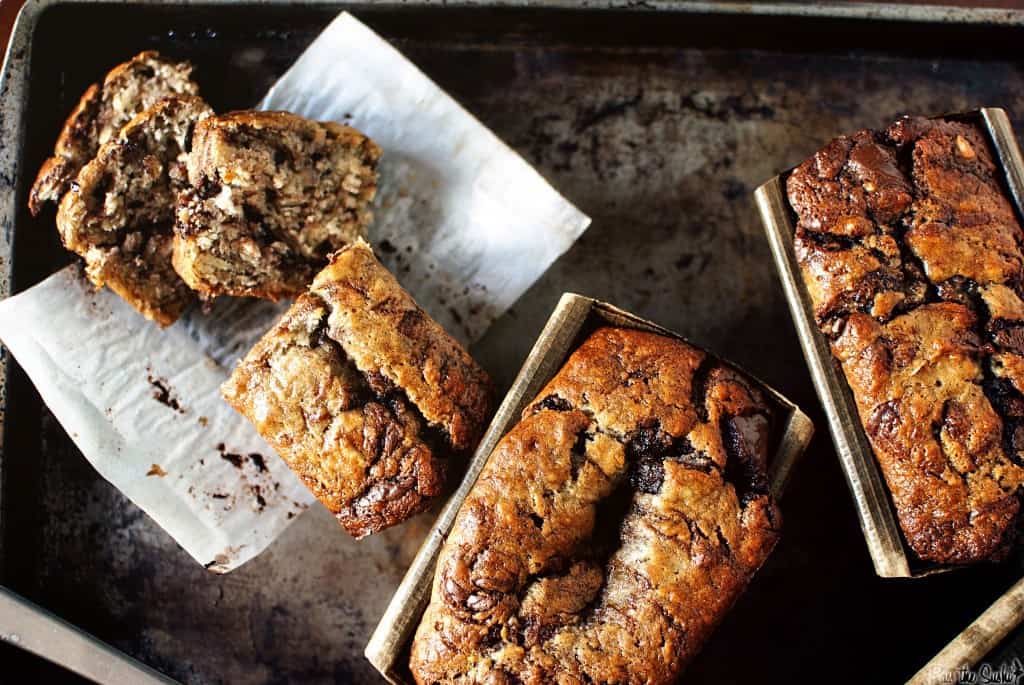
[174, 111, 380, 301]
[30, 51, 199, 215]
[57, 95, 213, 325]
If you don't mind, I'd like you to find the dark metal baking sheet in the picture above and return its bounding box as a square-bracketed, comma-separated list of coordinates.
[5, 1, 1024, 682]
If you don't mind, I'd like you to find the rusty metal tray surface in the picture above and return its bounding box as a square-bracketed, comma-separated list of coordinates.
[5, 1, 1024, 682]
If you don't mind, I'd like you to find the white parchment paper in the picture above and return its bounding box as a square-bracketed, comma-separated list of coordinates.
[261, 12, 591, 343]
[0, 268, 314, 572]
[0, 12, 590, 572]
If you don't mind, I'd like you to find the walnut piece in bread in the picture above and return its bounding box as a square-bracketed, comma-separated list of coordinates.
[222, 240, 492, 537]
[173, 111, 380, 301]
[410, 327, 780, 684]
[57, 95, 213, 326]
[30, 51, 199, 215]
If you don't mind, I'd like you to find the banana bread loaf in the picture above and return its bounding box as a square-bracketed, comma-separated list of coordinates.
[56, 95, 212, 325]
[221, 240, 492, 537]
[30, 51, 199, 215]
[174, 111, 380, 301]
[788, 116, 1024, 565]
[410, 327, 780, 684]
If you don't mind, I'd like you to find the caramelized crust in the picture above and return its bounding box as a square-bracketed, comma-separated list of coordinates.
[410, 327, 780, 684]
[222, 241, 492, 537]
[56, 95, 212, 325]
[30, 51, 199, 215]
[173, 111, 380, 300]
[788, 117, 1024, 564]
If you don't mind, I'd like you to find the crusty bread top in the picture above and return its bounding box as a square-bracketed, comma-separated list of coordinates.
[787, 117, 1024, 564]
[410, 327, 780, 684]
[220, 292, 449, 538]
[220, 239, 492, 537]
[310, 239, 493, 451]
[30, 51, 199, 216]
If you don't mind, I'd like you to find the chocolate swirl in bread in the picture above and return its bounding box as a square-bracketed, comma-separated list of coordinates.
[411, 327, 780, 684]
[788, 117, 1024, 564]
[222, 240, 493, 537]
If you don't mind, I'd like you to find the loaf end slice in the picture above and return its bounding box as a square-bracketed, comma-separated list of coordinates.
[57, 95, 213, 326]
[30, 51, 199, 215]
[174, 111, 380, 301]
[222, 240, 492, 537]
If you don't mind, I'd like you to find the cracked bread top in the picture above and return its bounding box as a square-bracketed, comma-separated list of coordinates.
[410, 327, 780, 684]
[310, 240, 493, 452]
[788, 117, 1024, 564]
[173, 110, 380, 300]
[30, 51, 199, 215]
[56, 95, 212, 326]
[222, 240, 492, 537]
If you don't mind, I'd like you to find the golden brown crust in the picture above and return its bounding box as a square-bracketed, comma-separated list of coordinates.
[222, 241, 492, 537]
[30, 52, 199, 215]
[173, 110, 380, 300]
[310, 240, 493, 451]
[56, 95, 212, 326]
[788, 117, 1024, 564]
[410, 327, 780, 684]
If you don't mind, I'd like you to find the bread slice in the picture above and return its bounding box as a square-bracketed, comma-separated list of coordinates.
[30, 51, 199, 215]
[57, 96, 213, 326]
[173, 111, 380, 301]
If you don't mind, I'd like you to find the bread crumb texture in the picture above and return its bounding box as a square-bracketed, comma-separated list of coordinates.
[173, 111, 380, 300]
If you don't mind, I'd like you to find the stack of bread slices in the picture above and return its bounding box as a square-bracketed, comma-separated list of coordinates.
[31, 51, 381, 325]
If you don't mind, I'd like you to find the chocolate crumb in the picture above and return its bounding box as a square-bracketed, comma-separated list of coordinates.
[217, 443, 246, 468]
[198, 416, 209, 427]
[249, 453, 268, 472]
[211, 493, 229, 499]
[146, 464, 168, 477]
[147, 373, 185, 414]
[252, 485, 267, 511]
[215, 444, 266, 472]
[220, 451, 244, 468]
